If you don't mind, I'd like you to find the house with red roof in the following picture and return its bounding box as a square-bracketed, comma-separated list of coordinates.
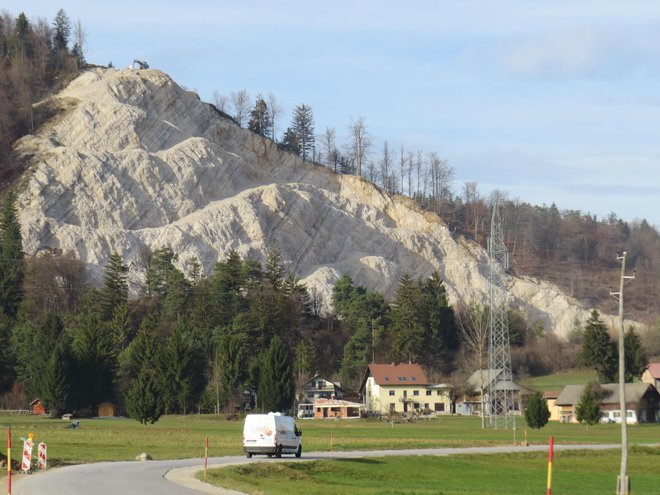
[641, 363, 660, 390]
[359, 363, 451, 415]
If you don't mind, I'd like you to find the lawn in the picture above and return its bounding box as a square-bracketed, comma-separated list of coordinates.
[520, 369, 597, 392]
[0, 413, 658, 465]
[204, 447, 660, 495]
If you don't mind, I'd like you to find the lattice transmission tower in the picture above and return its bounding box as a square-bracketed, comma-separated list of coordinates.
[487, 201, 516, 429]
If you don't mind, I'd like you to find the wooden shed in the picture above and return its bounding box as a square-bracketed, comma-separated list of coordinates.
[97, 402, 117, 417]
[30, 398, 45, 415]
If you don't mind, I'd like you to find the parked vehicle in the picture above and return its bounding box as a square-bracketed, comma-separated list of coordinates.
[242, 412, 302, 458]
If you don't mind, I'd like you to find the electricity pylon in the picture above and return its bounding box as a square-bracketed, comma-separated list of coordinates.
[487, 201, 516, 429]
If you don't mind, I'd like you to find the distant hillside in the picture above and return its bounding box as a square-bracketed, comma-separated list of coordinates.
[11, 67, 610, 339]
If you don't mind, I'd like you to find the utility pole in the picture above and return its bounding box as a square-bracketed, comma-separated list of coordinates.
[611, 251, 635, 495]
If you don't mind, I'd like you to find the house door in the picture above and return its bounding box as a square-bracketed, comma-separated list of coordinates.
[403, 402, 408, 413]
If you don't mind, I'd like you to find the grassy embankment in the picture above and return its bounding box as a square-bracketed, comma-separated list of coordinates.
[205, 447, 660, 495]
[520, 369, 598, 392]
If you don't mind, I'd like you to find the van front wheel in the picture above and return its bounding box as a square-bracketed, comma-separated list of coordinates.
[246, 452, 252, 459]
[295, 445, 302, 458]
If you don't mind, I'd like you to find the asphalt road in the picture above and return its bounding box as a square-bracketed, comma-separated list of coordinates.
[11, 444, 622, 495]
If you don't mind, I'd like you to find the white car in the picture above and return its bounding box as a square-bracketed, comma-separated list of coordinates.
[242, 412, 302, 458]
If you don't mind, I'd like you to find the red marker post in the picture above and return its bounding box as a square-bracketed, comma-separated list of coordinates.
[546, 436, 554, 495]
[7, 427, 11, 495]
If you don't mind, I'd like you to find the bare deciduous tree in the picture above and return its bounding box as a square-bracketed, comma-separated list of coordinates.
[456, 302, 489, 428]
[212, 90, 228, 113]
[230, 89, 251, 127]
[267, 93, 283, 141]
[320, 127, 338, 171]
[346, 116, 371, 177]
[379, 140, 393, 193]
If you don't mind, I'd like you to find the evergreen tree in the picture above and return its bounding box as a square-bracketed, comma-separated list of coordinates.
[258, 336, 294, 413]
[125, 367, 164, 425]
[0, 312, 14, 393]
[420, 272, 458, 365]
[159, 320, 205, 414]
[291, 104, 315, 160]
[0, 191, 24, 319]
[280, 127, 300, 155]
[70, 309, 115, 412]
[41, 337, 73, 417]
[575, 382, 603, 426]
[524, 391, 550, 429]
[213, 332, 248, 410]
[580, 310, 617, 382]
[53, 9, 70, 49]
[99, 252, 128, 320]
[389, 274, 425, 363]
[247, 96, 272, 138]
[624, 326, 647, 382]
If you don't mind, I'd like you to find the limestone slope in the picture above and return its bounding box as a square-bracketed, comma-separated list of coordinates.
[16, 68, 594, 337]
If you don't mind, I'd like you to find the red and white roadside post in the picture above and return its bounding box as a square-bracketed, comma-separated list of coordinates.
[20, 433, 34, 474]
[546, 436, 554, 495]
[203, 436, 208, 481]
[37, 442, 47, 470]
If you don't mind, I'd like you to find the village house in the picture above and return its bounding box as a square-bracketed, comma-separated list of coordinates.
[297, 374, 345, 419]
[641, 363, 660, 390]
[456, 369, 523, 416]
[555, 383, 660, 424]
[360, 363, 451, 415]
[312, 398, 366, 419]
[543, 390, 562, 422]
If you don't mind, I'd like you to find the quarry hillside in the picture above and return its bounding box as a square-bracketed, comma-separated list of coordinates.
[13, 67, 625, 338]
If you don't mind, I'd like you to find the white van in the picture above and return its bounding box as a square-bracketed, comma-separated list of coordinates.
[243, 412, 302, 458]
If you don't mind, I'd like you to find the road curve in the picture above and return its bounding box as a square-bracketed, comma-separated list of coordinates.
[12, 444, 622, 495]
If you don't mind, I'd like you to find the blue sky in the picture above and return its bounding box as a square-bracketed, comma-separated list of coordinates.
[12, 1, 660, 227]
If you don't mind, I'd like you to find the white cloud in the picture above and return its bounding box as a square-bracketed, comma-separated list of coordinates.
[496, 22, 660, 80]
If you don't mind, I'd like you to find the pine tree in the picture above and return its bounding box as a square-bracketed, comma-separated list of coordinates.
[258, 336, 294, 413]
[0, 191, 24, 319]
[580, 310, 617, 382]
[125, 367, 164, 425]
[624, 327, 647, 382]
[390, 274, 424, 363]
[524, 391, 550, 429]
[99, 252, 128, 320]
[41, 337, 73, 417]
[280, 127, 300, 155]
[291, 104, 315, 160]
[248, 96, 272, 138]
[575, 382, 603, 426]
[214, 332, 248, 409]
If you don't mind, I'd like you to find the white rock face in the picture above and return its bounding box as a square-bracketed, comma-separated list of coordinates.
[15, 68, 604, 338]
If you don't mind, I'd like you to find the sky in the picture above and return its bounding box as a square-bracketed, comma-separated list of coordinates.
[11, 1, 660, 227]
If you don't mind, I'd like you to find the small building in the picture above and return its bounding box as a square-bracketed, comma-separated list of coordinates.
[97, 402, 117, 417]
[461, 369, 523, 416]
[301, 374, 344, 401]
[543, 390, 562, 422]
[360, 363, 451, 415]
[30, 399, 45, 416]
[641, 363, 660, 390]
[313, 398, 365, 419]
[555, 383, 660, 424]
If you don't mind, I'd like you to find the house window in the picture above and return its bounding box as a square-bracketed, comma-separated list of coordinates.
[389, 390, 395, 396]
[436, 390, 442, 396]
[403, 390, 408, 398]
[389, 403, 396, 413]
[413, 390, 419, 396]
[413, 403, 420, 410]
[435, 403, 445, 412]
[426, 390, 432, 396]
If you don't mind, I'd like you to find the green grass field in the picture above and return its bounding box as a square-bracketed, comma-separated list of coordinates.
[205, 447, 660, 495]
[1, 413, 658, 465]
[520, 369, 597, 392]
